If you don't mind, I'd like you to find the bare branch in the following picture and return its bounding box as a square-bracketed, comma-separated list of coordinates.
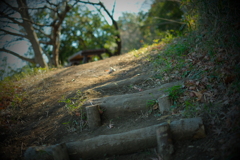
[19, 3, 57, 12]
[99, 2, 117, 28]
[0, 28, 28, 39]
[153, 17, 185, 24]
[46, 0, 59, 7]
[76, 1, 115, 25]
[20, 17, 53, 27]
[0, 11, 23, 26]
[42, 5, 56, 12]
[0, 20, 14, 24]
[92, 4, 109, 24]
[1, 0, 19, 12]
[33, 26, 51, 39]
[54, 1, 77, 29]
[0, 15, 49, 28]
[71, 1, 79, 9]
[76, 0, 121, 55]
[0, 48, 35, 64]
[1, 25, 23, 35]
[21, 6, 55, 12]
[76, 0, 99, 6]
[78, 1, 118, 29]
[112, 0, 116, 17]
[39, 40, 53, 45]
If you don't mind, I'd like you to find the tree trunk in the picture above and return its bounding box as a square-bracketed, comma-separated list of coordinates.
[24, 117, 205, 160]
[28, 30, 48, 68]
[51, 3, 71, 67]
[52, 27, 60, 67]
[90, 81, 184, 119]
[17, 0, 48, 68]
[115, 33, 122, 55]
[86, 105, 101, 129]
[156, 123, 174, 160]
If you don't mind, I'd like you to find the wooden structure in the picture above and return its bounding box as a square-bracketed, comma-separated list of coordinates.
[86, 105, 101, 129]
[68, 48, 110, 65]
[24, 117, 205, 160]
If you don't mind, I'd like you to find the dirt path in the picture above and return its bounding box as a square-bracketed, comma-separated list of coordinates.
[1, 48, 221, 160]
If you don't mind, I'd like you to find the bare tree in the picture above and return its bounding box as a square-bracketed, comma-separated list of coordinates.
[0, 0, 77, 68]
[0, 0, 121, 69]
[0, 0, 48, 68]
[37, 0, 78, 67]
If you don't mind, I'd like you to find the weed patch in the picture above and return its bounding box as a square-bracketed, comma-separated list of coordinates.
[59, 90, 88, 132]
[182, 100, 198, 117]
[146, 99, 157, 108]
[59, 90, 87, 111]
[0, 79, 27, 110]
[165, 85, 184, 103]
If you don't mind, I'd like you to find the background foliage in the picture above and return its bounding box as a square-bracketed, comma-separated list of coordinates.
[59, 5, 116, 65]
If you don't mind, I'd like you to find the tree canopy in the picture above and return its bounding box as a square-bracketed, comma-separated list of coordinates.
[0, 0, 121, 69]
[0, 0, 185, 75]
[117, 0, 184, 53]
[59, 5, 117, 64]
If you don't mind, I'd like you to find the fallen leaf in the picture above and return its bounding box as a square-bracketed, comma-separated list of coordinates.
[189, 86, 196, 90]
[157, 115, 170, 120]
[195, 81, 200, 85]
[107, 67, 116, 74]
[190, 92, 195, 97]
[97, 106, 103, 114]
[203, 92, 213, 97]
[133, 86, 138, 89]
[224, 75, 235, 84]
[108, 123, 114, 128]
[192, 91, 203, 101]
[133, 86, 142, 91]
[99, 109, 103, 114]
[218, 48, 224, 52]
[213, 128, 222, 135]
[223, 100, 229, 105]
[153, 104, 158, 110]
[75, 112, 80, 116]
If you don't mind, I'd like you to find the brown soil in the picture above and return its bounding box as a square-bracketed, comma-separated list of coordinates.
[0, 48, 239, 160]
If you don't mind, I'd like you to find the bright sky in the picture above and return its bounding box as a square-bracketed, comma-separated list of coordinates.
[97, 0, 150, 20]
[0, 0, 151, 78]
[85, 0, 151, 24]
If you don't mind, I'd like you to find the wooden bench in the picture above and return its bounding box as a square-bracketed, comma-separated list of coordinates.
[68, 49, 111, 65]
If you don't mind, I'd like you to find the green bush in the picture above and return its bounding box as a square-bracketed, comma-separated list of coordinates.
[183, 0, 240, 53]
[0, 79, 26, 110]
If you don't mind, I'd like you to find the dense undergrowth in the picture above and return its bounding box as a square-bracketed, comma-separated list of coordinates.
[0, 67, 49, 108]
[148, 0, 240, 158]
[129, 0, 239, 158]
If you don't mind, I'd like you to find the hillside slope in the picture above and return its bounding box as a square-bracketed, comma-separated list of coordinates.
[1, 42, 239, 160]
